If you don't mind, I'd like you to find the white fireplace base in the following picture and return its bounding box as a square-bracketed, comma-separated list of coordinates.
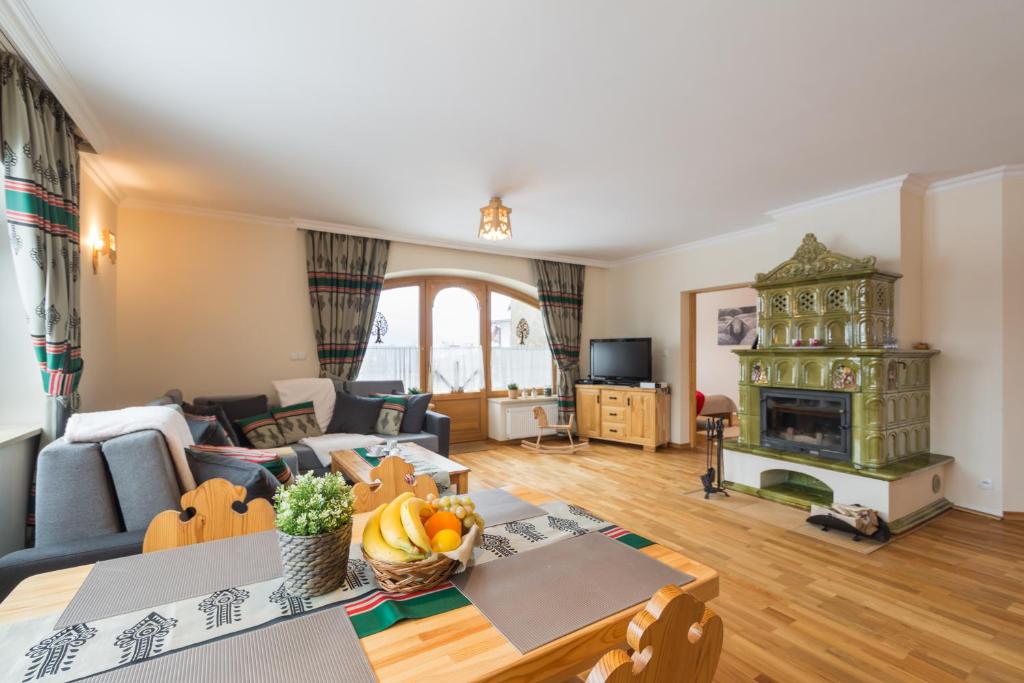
[722, 447, 953, 533]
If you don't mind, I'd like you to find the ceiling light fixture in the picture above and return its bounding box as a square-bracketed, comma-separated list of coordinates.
[478, 196, 511, 241]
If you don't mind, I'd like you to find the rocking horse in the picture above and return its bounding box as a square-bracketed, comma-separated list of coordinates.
[521, 406, 589, 454]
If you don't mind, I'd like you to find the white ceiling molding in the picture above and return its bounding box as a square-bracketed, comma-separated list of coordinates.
[294, 218, 612, 268]
[79, 153, 123, 205]
[925, 164, 1024, 194]
[0, 0, 111, 152]
[610, 223, 778, 267]
[119, 198, 293, 228]
[767, 174, 913, 219]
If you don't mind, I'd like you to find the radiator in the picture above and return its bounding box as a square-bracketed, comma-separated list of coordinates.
[506, 403, 557, 439]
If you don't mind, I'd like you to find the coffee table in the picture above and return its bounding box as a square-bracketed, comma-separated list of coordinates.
[330, 442, 471, 494]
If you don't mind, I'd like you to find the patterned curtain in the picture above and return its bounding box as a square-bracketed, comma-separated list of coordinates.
[305, 231, 389, 381]
[533, 260, 585, 423]
[1, 52, 83, 438]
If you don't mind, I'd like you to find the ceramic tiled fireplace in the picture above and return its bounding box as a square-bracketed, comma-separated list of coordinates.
[722, 234, 954, 534]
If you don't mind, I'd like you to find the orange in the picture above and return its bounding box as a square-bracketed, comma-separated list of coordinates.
[431, 529, 462, 552]
[424, 511, 461, 539]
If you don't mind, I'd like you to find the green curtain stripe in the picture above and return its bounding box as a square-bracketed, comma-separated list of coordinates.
[4, 188, 80, 232]
[316, 347, 368, 360]
[308, 276, 384, 290]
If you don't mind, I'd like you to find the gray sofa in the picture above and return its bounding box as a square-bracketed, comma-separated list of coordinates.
[0, 430, 183, 600]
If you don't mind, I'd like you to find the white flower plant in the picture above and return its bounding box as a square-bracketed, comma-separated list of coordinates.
[274, 472, 355, 537]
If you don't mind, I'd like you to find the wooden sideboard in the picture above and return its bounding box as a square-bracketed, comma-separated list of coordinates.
[575, 384, 670, 452]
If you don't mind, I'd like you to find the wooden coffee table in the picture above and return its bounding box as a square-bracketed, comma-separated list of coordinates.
[330, 442, 470, 493]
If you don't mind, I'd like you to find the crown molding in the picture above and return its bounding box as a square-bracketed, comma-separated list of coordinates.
[0, 0, 111, 152]
[767, 174, 912, 218]
[925, 164, 1024, 194]
[119, 198, 293, 227]
[609, 222, 777, 267]
[79, 153, 124, 205]
[293, 217, 613, 268]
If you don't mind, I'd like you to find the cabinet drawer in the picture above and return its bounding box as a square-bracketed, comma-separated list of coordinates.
[602, 406, 627, 423]
[601, 423, 627, 439]
[602, 391, 628, 407]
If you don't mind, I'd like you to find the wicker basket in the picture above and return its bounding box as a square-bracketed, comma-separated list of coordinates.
[362, 547, 458, 593]
[277, 524, 352, 598]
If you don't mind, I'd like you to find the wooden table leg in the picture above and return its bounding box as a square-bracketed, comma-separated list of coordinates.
[451, 472, 469, 493]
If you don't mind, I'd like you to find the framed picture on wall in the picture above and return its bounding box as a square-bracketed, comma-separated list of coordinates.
[718, 306, 757, 345]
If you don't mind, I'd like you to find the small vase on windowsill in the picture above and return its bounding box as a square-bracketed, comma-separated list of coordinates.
[507, 383, 520, 399]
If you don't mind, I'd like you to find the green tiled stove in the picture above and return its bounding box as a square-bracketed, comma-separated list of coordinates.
[723, 234, 953, 534]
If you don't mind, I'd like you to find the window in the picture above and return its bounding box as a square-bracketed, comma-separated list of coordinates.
[358, 286, 420, 391]
[431, 287, 484, 393]
[489, 291, 553, 390]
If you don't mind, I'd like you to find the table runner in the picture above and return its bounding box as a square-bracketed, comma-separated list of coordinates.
[81, 607, 375, 682]
[0, 501, 648, 682]
[453, 531, 694, 653]
[353, 446, 451, 492]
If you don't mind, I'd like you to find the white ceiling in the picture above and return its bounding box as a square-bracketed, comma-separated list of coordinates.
[8, 0, 1024, 262]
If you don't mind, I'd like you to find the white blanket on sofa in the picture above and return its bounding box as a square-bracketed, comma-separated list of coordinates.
[65, 406, 197, 490]
[299, 433, 386, 468]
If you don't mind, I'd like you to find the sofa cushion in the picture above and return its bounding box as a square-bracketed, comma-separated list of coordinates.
[193, 394, 269, 445]
[400, 393, 432, 433]
[146, 388, 183, 407]
[102, 430, 184, 532]
[183, 401, 239, 447]
[374, 395, 408, 436]
[271, 402, 322, 443]
[345, 380, 405, 396]
[235, 412, 288, 449]
[35, 440, 123, 546]
[185, 447, 282, 501]
[328, 392, 385, 434]
[184, 413, 234, 446]
[189, 444, 293, 486]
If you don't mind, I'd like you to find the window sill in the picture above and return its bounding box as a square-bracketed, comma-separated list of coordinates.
[0, 424, 42, 450]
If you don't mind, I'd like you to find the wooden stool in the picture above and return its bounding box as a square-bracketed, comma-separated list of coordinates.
[143, 478, 276, 553]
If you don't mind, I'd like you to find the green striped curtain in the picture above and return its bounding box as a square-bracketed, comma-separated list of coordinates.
[305, 231, 389, 381]
[1, 52, 83, 435]
[533, 260, 585, 423]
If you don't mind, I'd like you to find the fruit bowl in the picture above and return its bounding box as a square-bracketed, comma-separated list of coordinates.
[361, 492, 484, 594]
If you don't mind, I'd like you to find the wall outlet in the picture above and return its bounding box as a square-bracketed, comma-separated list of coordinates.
[289, 351, 308, 361]
[979, 478, 993, 490]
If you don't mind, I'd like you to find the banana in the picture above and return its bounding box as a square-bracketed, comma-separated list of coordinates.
[362, 503, 419, 563]
[401, 497, 433, 553]
[380, 492, 421, 556]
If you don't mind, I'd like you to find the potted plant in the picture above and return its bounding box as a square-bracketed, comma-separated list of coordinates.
[274, 472, 355, 597]
[507, 383, 520, 399]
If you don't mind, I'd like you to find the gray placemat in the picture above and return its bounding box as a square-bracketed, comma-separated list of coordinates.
[81, 607, 375, 682]
[453, 531, 694, 653]
[471, 488, 548, 527]
[56, 531, 282, 628]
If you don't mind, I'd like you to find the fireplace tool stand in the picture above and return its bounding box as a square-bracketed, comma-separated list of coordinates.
[700, 417, 729, 499]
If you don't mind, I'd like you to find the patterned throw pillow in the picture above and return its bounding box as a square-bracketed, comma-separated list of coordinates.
[184, 413, 234, 447]
[188, 444, 293, 486]
[235, 413, 288, 449]
[271, 402, 323, 443]
[374, 395, 408, 436]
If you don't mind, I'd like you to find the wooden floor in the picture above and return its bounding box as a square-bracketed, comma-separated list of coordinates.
[453, 441, 1024, 682]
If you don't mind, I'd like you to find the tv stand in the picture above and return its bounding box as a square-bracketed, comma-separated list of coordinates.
[575, 384, 670, 452]
[579, 377, 638, 387]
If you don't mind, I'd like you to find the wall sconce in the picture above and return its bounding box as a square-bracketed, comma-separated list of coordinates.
[88, 229, 116, 274]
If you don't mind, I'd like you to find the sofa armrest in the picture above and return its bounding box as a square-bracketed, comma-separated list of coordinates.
[0, 529, 146, 601]
[422, 410, 451, 456]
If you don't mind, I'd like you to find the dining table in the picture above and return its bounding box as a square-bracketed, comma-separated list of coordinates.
[0, 484, 719, 682]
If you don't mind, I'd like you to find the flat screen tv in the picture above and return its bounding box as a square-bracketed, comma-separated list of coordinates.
[589, 338, 652, 383]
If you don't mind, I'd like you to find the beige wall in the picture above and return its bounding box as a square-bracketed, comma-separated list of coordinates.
[695, 287, 757, 407]
[78, 172, 120, 411]
[922, 180, 1005, 516]
[1002, 176, 1024, 512]
[113, 207, 607, 405]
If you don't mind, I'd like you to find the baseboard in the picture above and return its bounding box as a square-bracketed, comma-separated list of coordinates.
[1001, 511, 1024, 521]
[953, 505, 1003, 521]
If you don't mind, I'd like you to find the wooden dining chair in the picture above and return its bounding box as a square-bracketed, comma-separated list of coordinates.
[584, 585, 723, 683]
[352, 455, 440, 513]
[143, 478, 276, 553]
[521, 406, 589, 454]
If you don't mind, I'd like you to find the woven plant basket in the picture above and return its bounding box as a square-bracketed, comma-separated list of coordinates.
[277, 523, 352, 598]
[362, 548, 457, 594]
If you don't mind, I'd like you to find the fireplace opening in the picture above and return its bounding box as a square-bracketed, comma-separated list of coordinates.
[760, 388, 851, 460]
